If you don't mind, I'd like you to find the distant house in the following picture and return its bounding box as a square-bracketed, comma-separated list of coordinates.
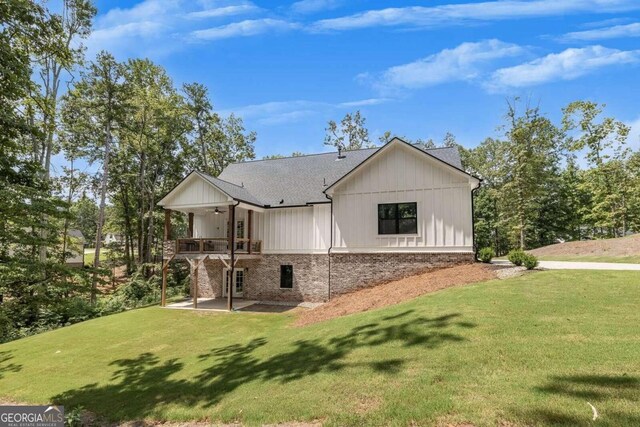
[104, 233, 124, 246]
[158, 137, 480, 304]
[65, 229, 85, 268]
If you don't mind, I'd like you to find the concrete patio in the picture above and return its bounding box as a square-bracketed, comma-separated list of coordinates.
[166, 298, 257, 312]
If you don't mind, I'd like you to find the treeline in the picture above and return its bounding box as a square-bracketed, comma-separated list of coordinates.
[464, 100, 638, 254]
[0, 0, 255, 341]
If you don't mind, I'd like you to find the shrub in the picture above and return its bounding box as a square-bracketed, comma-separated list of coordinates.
[508, 249, 526, 266]
[522, 253, 539, 270]
[478, 247, 495, 263]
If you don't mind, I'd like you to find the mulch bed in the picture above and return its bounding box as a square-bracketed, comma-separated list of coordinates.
[294, 263, 497, 327]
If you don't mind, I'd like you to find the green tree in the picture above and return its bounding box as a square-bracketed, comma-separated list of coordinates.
[71, 194, 98, 244]
[0, 0, 95, 342]
[562, 101, 631, 237]
[325, 111, 375, 151]
[500, 100, 563, 249]
[61, 51, 129, 301]
[183, 82, 256, 176]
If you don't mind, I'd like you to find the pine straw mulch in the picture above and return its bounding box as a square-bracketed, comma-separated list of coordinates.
[294, 263, 497, 327]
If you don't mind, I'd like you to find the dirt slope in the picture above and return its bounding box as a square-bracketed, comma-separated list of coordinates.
[528, 234, 640, 258]
[294, 264, 496, 327]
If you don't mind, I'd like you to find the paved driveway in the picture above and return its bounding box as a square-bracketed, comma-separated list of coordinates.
[492, 259, 640, 271]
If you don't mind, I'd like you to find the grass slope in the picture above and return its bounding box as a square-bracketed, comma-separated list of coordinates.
[532, 255, 640, 264]
[1, 271, 639, 426]
[529, 234, 640, 263]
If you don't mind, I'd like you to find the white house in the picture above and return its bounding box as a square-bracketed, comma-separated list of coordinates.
[158, 137, 480, 305]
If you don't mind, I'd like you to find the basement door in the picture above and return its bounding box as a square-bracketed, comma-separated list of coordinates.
[222, 268, 244, 297]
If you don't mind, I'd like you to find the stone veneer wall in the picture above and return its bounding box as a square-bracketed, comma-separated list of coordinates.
[328, 252, 475, 298]
[243, 254, 329, 303]
[163, 240, 175, 259]
[190, 252, 474, 302]
[190, 258, 224, 298]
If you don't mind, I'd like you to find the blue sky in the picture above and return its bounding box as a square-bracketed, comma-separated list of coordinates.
[78, 0, 640, 160]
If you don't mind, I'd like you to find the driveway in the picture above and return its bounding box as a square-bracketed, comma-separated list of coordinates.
[492, 259, 640, 271]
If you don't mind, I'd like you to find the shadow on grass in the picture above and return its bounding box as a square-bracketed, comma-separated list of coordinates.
[0, 351, 22, 379]
[514, 374, 640, 426]
[53, 312, 474, 422]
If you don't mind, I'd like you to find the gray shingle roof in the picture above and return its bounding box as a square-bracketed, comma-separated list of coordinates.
[197, 172, 264, 206]
[216, 144, 464, 207]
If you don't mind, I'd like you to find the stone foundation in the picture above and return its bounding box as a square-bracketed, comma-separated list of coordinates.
[189, 251, 475, 302]
[328, 252, 475, 298]
[243, 254, 329, 303]
[190, 258, 224, 298]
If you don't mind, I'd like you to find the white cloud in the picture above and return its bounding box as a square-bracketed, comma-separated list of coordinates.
[562, 22, 640, 41]
[313, 0, 640, 31]
[291, 0, 341, 15]
[187, 4, 260, 19]
[488, 45, 640, 89]
[363, 40, 524, 91]
[221, 98, 389, 125]
[338, 98, 390, 107]
[191, 18, 299, 41]
[86, 0, 269, 58]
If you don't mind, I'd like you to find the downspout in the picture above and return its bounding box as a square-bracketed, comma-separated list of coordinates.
[471, 180, 482, 261]
[324, 193, 333, 301]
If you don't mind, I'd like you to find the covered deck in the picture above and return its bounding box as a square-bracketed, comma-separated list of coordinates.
[157, 171, 266, 311]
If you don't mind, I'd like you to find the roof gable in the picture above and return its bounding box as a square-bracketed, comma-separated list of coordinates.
[158, 172, 233, 208]
[324, 138, 478, 195]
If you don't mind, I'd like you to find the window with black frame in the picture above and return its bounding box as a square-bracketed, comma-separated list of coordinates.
[378, 202, 417, 234]
[280, 265, 293, 288]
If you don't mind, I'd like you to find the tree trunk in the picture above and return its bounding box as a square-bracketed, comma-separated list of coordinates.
[61, 159, 75, 264]
[137, 152, 146, 264]
[92, 122, 112, 303]
[120, 184, 135, 274]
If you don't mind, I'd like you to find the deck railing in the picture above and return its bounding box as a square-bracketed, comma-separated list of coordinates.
[174, 238, 262, 255]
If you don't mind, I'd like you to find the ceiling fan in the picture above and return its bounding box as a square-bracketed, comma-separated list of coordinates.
[205, 207, 226, 215]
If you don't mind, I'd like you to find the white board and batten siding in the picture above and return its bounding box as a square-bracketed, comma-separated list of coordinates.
[254, 204, 331, 253]
[159, 173, 232, 209]
[328, 142, 476, 253]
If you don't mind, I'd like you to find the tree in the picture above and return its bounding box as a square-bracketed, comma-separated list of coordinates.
[30, 0, 95, 180]
[183, 83, 256, 177]
[71, 194, 98, 244]
[442, 132, 457, 147]
[499, 100, 563, 249]
[562, 101, 631, 237]
[0, 0, 95, 342]
[324, 111, 374, 151]
[61, 51, 129, 302]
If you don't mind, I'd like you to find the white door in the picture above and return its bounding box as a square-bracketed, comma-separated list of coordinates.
[222, 268, 244, 297]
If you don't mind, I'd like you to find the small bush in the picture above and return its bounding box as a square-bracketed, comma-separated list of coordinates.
[508, 249, 526, 266]
[522, 253, 539, 270]
[478, 247, 495, 263]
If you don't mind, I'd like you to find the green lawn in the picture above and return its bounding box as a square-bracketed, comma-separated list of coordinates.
[535, 255, 640, 264]
[1, 271, 639, 426]
[83, 248, 109, 266]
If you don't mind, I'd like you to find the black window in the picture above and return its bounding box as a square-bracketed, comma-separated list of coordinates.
[378, 203, 417, 235]
[280, 265, 293, 288]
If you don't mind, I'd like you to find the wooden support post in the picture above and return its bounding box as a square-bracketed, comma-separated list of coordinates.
[247, 210, 253, 254]
[161, 255, 175, 307]
[164, 209, 172, 240]
[188, 212, 194, 238]
[228, 204, 236, 311]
